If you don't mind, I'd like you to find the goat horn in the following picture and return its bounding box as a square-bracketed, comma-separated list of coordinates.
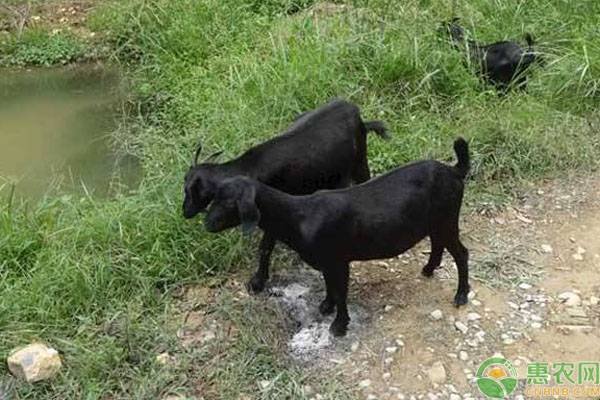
[193, 142, 202, 166]
[206, 150, 224, 161]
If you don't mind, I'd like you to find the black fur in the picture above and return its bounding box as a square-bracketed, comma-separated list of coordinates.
[183, 99, 389, 292]
[443, 19, 540, 91]
[205, 138, 471, 337]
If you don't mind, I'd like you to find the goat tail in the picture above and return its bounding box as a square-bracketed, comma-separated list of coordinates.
[364, 120, 390, 139]
[453, 137, 470, 179]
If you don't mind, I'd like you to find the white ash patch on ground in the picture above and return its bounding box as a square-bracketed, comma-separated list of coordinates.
[267, 263, 371, 361]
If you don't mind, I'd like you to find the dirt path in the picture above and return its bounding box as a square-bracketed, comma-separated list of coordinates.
[174, 174, 600, 400]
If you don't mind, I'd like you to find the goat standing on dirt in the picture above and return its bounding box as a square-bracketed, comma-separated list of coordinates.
[443, 18, 539, 91]
[204, 138, 471, 337]
[183, 99, 389, 293]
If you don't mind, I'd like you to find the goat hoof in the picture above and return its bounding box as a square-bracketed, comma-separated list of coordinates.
[319, 298, 335, 315]
[454, 292, 468, 307]
[329, 319, 348, 337]
[421, 265, 436, 278]
[247, 275, 266, 294]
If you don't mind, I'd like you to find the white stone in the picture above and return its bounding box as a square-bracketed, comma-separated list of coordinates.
[384, 305, 393, 312]
[454, 321, 468, 334]
[519, 283, 532, 290]
[383, 372, 391, 380]
[467, 313, 481, 321]
[590, 296, 599, 306]
[450, 395, 462, 400]
[386, 346, 398, 354]
[430, 310, 443, 320]
[541, 244, 553, 253]
[459, 351, 468, 361]
[426, 361, 446, 385]
[558, 291, 581, 307]
[351, 341, 360, 352]
[259, 380, 271, 389]
[359, 379, 371, 388]
[396, 339, 405, 347]
[471, 299, 482, 306]
[7, 343, 62, 383]
[155, 352, 174, 365]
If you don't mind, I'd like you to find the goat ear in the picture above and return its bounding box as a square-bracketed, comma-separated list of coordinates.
[237, 185, 260, 234]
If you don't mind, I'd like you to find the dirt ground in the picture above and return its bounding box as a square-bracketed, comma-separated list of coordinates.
[0, 1, 95, 37]
[174, 173, 600, 400]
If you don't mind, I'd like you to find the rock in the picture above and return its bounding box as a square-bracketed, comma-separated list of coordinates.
[303, 385, 315, 396]
[430, 310, 443, 320]
[383, 372, 391, 380]
[572, 253, 584, 261]
[396, 339, 405, 347]
[427, 393, 438, 400]
[367, 395, 378, 400]
[576, 246, 586, 255]
[384, 357, 394, 364]
[7, 343, 62, 383]
[386, 346, 398, 354]
[503, 338, 515, 345]
[384, 305, 393, 312]
[155, 352, 175, 365]
[519, 283, 532, 290]
[426, 361, 446, 385]
[541, 244, 553, 253]
[450, 395, 461, 400]
[471, 299, 482, 307]
[459, 351, 468, 361]
[454, 321, 468, 334]
[259, 380, 271, 389]
[566, 307, 587, 318]
[590, 296, 599, 306]
[351, 341, 360, 352]
[558, 292, 581, 307]
[467, 313, 481, 322]
[531, 322, 542, 329]
[359, 379, 371, 388]
[468, 291, 476, 300]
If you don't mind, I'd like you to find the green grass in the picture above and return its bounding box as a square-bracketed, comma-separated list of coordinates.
[0, 29, 91, 66]
[1, 0, 600, 398]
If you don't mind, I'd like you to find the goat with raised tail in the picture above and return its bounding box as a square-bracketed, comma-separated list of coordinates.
[443, 18, 540, 91]
[204, 138, 471, 337]
[183, 99, 389, 293]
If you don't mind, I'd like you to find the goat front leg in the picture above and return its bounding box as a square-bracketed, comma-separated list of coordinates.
[323, 263, 350, 337]
[247, 233, 276, 293]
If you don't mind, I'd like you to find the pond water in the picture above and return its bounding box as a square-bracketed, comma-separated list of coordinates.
[0, 65, 139, 199]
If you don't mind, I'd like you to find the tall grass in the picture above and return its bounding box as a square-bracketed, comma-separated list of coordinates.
[1, 0, 600, 397]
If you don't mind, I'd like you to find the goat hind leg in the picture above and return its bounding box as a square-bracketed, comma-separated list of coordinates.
[422, 234, 444, 277]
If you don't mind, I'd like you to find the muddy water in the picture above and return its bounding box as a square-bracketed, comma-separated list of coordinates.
[0, 66, 138, 199]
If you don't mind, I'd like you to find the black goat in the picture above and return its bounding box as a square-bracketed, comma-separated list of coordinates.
[183, 99, 389, 293]
[204, 138, 471, 337]
[443, 18, 538, 90]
